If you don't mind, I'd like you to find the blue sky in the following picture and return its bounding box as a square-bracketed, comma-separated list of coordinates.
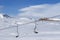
[0, 0, 60, 16]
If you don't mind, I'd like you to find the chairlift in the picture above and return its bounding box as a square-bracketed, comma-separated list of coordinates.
[0, 15, 60, 37]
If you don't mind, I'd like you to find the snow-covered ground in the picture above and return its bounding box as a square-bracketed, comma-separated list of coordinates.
[0, 14, 60, 40]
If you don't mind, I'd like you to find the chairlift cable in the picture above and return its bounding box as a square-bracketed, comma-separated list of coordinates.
[48, 15, 60, 18]
[0, 15, 60, 31]
[0, 20, 39, 31]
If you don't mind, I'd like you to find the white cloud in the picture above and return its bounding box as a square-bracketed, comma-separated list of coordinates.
[18, 3, 60, 19]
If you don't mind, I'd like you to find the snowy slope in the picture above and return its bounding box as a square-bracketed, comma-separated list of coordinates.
[0, 14, 4, 19]
[0, 14, 60, 40]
